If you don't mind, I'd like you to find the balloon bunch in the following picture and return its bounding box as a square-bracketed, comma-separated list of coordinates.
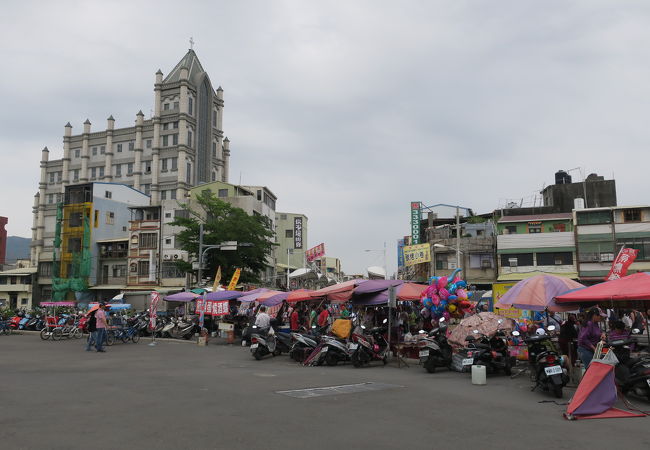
[420, 268, 474, 320]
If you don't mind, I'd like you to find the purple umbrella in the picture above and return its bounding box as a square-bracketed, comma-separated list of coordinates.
[353, 279, 403, 295]
[205, 290, 245, 301]
[260, 291, 289, 307]
[238, 288, 269, 303]
[164, 291, 199, 302]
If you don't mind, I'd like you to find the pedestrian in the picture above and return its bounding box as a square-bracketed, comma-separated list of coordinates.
[317, 305, 330, 329]
[254, 306, 271, 329]
[290, 306, 300, 332]
[94, 303, 108, 352]
[558, 314, 578, 363]
[577, 307, 606, 367]
[85, 308, 97, 351]
[308, 307, 317, 328]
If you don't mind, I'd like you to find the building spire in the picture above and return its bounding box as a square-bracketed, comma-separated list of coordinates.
[189, 36, 194, 50]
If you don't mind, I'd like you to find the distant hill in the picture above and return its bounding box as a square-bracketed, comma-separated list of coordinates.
[5, 236, 31, 263]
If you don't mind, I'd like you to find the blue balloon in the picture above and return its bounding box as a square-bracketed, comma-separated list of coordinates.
[448, 283, 458, 294]
[428, 276, 439, 285]
[456, 280, 467, 289]
[448, 295, 458, 301]
[448, 268, 463, 281]
[466, 291, 473, 298]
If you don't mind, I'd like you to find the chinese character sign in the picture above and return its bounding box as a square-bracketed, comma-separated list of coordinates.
[196, 300, 230, 316]
[606, 248, 639, 281]
[227, 268, 241, 291]
[397, 239, 405, 269]
[294, 217, 303, 249]
[411, 202, 421, 245]
[149, 291, 160, 329]
[403, 243, 430, 267]
[306, 243, 325, 262]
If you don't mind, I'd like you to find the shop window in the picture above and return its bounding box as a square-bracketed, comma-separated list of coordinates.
[537, 252, 573, 266]
[527, 222, 542, 233]
[623, 209, 641, 222]
[500, 253, 533, 267]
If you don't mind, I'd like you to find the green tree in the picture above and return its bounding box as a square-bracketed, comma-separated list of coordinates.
[170, 190, 275, 284]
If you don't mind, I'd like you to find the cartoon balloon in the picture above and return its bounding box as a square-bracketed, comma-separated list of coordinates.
[456, 288, 467, 300]
[438, 288, 450, 300]
[448, 283, 458, 294]
[447, 268, 462, 282]
[448, 304, 457, 313]
[431, 294, 440, 306]
[437, 277, 448, 290]
[448, 295, 458, 301]
[455, 280, 467, 289]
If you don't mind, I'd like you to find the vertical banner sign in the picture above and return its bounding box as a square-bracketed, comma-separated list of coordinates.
[397, 239, 405, 269]
[294, 217, 303, 249]
[227, 268, 241, 290]
[606, 248, 639, 280]
[212, 266, 222, 291]
[306, 243, 326, 262]
[149, 291, 160, 329]
[198, 293, 206, 328]
[411, 202, 421, 245]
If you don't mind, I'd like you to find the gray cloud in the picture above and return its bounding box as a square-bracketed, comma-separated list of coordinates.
[2, 1, 650, 276]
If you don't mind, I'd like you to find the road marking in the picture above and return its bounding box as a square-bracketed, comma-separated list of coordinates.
[276, 382, 403, 398]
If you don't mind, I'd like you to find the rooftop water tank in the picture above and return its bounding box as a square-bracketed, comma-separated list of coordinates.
[555, 170, 572, 185]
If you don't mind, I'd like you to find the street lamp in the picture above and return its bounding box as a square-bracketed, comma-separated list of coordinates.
[196, 224, 253, 287]
[364, 241, 387, 279]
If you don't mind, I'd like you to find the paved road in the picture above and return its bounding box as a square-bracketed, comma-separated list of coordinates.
[1, 334, 648, 450]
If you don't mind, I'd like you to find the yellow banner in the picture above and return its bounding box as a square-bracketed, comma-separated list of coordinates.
[212, 266, 222, 290]
[227, 268, 241, 291]
[493, 282, 529, 320]
[403, 243, 431, 267]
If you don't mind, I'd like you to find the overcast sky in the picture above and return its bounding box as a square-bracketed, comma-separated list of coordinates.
[1, 1, 650, 275]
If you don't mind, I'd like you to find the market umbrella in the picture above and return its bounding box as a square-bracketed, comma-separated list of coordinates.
[163, 291, 200, 302]
[495, 274, 583, 312]
[353, 279, 403, 295]
[352, 282, 427, 306]
[555, 272, 650, 303]
[285, 289, 315, 303]
[205, 290, 245, 301]
[447, 312, 516, 347]
[40, 302, 76, 307]
[309, 279, 367, 303]
[259, 291, 289, 307]
[238, 288, 270, 303]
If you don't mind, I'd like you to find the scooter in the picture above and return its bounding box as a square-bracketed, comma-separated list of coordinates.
[516, 326, 568, 398]
[308, 335, 351, 366]
[419, 317, 453, 373]
[463, 328, 513, 375]
[172, 316, 197, 340]
[289, 329, 319, 362]
[161, 317, 176, 338]
[274, 331, 293, 355]
[250, 326, 278, 360]
[350, 319, 389, 368]
[607, 331, 650, 402]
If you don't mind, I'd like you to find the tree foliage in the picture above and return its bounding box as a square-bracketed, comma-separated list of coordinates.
[170, 190, 275, 284]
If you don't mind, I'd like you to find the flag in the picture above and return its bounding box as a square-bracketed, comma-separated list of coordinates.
[212, 266, 222, 290]
[149, 291, 160, 329]
[227, 268, 241, 291]
[198, 293, 206, 328]
[606, 248, 639, 280]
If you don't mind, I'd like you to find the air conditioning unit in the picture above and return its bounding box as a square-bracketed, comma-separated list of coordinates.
[508, 258, 518, 267]
[448, 262, 458, 269]
[173, 254, 179, 259]
[163, 254, 170, 260]
[481, 260, 492, 269]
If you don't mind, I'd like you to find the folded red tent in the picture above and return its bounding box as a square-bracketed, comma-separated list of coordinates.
[565, 361, 645, 420]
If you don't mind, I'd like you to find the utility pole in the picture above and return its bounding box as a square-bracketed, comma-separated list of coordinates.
[197, 223, 204, 288]
[456, 206, 461, 272]
[286, 248, 291, 290]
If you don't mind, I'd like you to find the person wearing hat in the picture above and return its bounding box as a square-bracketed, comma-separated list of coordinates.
[94, 303, 109, 352]
[577, 307, 606, 367]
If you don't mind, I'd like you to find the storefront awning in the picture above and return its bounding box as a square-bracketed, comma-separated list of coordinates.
[497, 271, 578, 282]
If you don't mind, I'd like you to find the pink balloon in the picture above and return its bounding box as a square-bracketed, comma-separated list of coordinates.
[438, 288, 450, 300]
[424, 285, 437, 298]
[437, 277, 448, 290]
[431, 294, 440, 306]
[453, 276, 462, 284]
[456, 288, 467, 299]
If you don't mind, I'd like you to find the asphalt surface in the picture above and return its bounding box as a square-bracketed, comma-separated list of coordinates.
[1, 333, 649, 450]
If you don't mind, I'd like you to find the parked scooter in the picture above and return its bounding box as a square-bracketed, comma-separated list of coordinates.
[250, 326, 278, 360]
[515, 326, 568, 398]
[419, 317, 453, 373]
[289, 328, 320, 362]
[463, 325, 514, 375]
[607, 329, 650, 402]
[350, 319, 389, 368]
[170, 316, 198, 340]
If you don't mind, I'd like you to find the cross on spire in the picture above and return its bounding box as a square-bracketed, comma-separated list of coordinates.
[189, 37, 194, 50]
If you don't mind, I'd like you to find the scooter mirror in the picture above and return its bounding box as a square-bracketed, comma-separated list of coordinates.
[632, 328, 641, 334]
[512, 331, 520, 337]
[361, 325, 366, 330]
[382, 318, 388, 324]
[312, 325, 316, 329]
[252, 325, 257, 329]
[439, 317, 446, 323]
[473, 329, 479, 334]
[497, 319, 503, 324]
[547, 325, 556, 331]
[418, 330, 426, 334]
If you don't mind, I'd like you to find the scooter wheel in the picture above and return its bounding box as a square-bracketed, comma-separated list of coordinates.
[553, 386, 563, 399]
[352, 352, 363, 368]
[52, 328, 63, 341]
[425, 360, 436, 373]
[132, 334, 140, 344]
[325, 352, 338, 366]
[253, 349, 263, 361]
[40, 328, 50, 340]
[272, 349, 281, 357]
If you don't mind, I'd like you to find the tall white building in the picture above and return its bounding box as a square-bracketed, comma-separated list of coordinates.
[30, 50, 232, 303]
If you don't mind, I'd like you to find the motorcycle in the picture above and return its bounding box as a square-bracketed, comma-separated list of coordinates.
[250, 326, 278, 360]
[463, 327, 514, 375]
[307, 335, 351, 367]
[607, 330, 650, 402]
[289, 328, 320, 362]
[171, 316, 198, 340]
[419, 317, 453, 373]
[515, 326, 568, 398]
[350, 319, 389, 368]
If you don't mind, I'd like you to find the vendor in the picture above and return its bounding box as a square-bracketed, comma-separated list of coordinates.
[577, 307, 607, 367]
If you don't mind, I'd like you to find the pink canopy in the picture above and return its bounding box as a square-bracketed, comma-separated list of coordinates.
[309, 279, 367, 303]
[556, 272, 650, 303]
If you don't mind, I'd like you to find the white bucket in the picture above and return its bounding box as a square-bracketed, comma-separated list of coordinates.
[471, 365, 487, 385]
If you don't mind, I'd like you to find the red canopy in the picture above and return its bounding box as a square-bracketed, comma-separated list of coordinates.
[397, 283, 428, 301]
[286, 289, 315, 303]
[308, 279, 367, 303]
[555, 272, 650, 303]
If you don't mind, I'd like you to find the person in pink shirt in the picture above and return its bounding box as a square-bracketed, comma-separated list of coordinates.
[94, 303, 108, 352]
